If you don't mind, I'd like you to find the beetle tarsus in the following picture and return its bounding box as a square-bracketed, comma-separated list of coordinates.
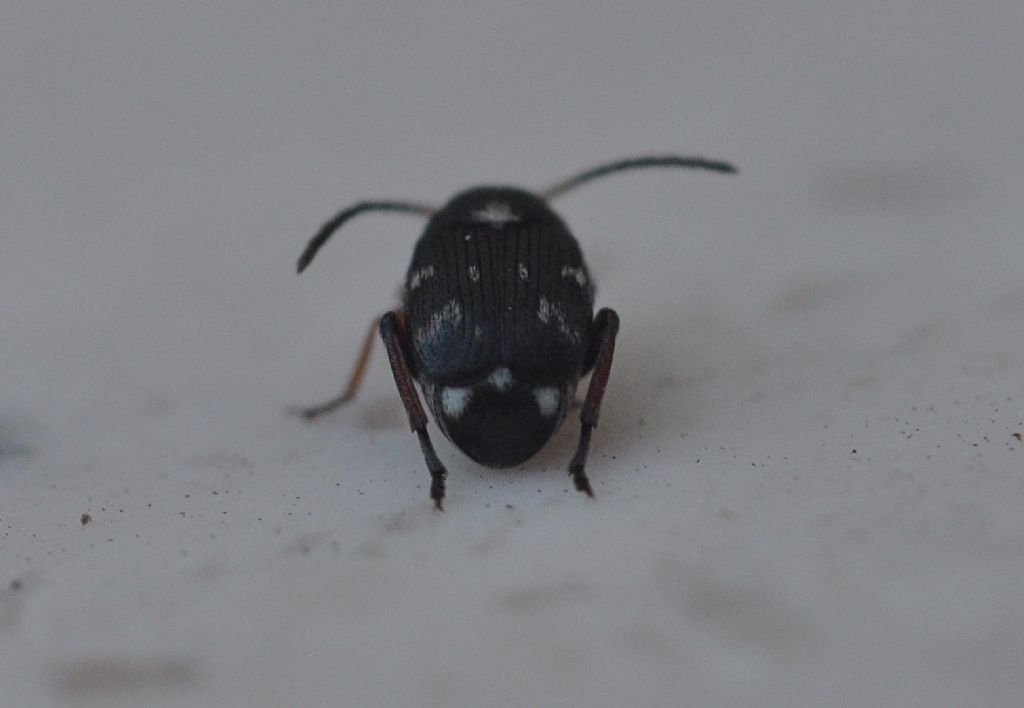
[431, 475, 447, 511]
[289, 398, 351, 420]
[569, 464, 595, 497]
[418, 429, 447, 511]
[569, 424, 595, 497]
[573, 474, 594, 498]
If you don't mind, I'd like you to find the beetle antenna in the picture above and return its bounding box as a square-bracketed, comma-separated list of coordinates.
[538, 155, 737, 201]
[297, 201, 435, 273]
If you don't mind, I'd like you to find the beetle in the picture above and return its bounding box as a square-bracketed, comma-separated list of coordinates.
[295, 154, 736, 509]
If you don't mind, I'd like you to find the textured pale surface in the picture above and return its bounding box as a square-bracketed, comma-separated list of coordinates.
[2, 3, 1023, 706]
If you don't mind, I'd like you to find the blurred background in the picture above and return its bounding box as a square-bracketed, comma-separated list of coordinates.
[2, 2, 1022, 706]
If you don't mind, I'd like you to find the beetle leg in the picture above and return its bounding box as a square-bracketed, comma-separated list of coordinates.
[291, 317, 379, 419]
[380, 311, 448, 510]
[569, 308, 620, 497]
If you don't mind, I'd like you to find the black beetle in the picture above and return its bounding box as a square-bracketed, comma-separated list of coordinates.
[295, 155, 736, 509]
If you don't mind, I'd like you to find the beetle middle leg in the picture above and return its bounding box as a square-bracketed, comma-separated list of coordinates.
[379, 311, 448, 510]
[569, 307, 620, 497]
[291, 317, 379, 419]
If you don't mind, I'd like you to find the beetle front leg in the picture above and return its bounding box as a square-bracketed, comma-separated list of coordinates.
[379, 311, 448, 510]
[569, 308, 620, 497]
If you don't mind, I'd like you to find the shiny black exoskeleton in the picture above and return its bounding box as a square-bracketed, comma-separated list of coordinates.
[295, 155, 736, 509]
[406, 187, 594, 468]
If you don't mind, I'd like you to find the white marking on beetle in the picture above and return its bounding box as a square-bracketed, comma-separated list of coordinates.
[537, 297, 581, 343]
[537, 297, 551, 323]
[561, 265, 588, 287]
[408, 265, 435, 290]
[488, 367, 514, 392]
[415, 299, 463, 344]
[471, 202, 520, 225]
[533, 386, 560, 417]
[441, 386, 473, 419]
[518, 262, 529, 281]
[468, 265, 480, 282]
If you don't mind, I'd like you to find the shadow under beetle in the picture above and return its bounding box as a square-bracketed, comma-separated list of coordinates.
[295, 155, 736, 509]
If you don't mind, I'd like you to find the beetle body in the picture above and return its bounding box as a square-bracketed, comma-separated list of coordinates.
[404, 187, 594, 467]
[295, 154, 736, 508]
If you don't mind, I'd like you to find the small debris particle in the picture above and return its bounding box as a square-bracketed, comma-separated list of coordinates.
[80, 513, 92, 526]
[10, 578, 22, 591]
[851, 449, 858, 454]
[1013, 433, 1022, 442]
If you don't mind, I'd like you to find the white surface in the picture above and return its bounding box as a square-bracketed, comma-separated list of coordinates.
[2, 3, 1023, 706]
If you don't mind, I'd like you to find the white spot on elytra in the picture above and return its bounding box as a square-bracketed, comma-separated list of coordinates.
[518, 263, 528, 281]
[533, 386, 560, 417]
[408, 265, 435, 290]
[468, 265, 480, 282]
[441, 386, 473, 419]
[561, 265, 587, 287]
[415, 299, 463, 344]
[488, 367, 514, 392]
[538, 297, 551, 323]
[471, 202, 520, 225]
[537, 297, 581, 343]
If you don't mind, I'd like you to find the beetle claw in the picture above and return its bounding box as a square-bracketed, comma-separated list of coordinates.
[569, 465, 594, 498]
[430, 473, 447, 511]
